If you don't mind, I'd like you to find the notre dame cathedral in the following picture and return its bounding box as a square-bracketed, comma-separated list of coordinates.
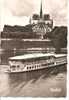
[30, 1, 53, 39]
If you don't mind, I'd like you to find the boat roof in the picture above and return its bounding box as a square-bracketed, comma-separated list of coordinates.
[54, 54, 67, 57]
[9, 53, 67, 61]
[9, 53, 54, 60]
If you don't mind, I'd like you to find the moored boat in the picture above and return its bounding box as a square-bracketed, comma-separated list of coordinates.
[7, 53, 67, 73]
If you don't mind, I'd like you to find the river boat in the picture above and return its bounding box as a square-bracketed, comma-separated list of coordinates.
[7, 53, 67, 73]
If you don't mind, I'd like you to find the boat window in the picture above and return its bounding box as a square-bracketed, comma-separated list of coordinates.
[17, 65, 20, 68]
[42, 63, 47, 66]
[32, 66, 34, 68]
[10, 66, 12, 68]
[12, 65, 16, 68]
[12, 68, 16, 70]
[48, 62, 54, 65]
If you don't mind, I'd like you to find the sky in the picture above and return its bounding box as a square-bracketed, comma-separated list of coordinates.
[0, 0, 67, 31]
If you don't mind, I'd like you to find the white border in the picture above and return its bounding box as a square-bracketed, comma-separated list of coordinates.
[67, 0, 69, 99]
[0, 0, 69, 100]
[0, 98, 68, 100]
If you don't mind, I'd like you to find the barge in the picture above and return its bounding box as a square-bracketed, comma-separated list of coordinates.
[7, 53, 67, 73]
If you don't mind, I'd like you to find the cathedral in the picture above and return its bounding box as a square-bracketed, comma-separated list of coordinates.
[30, 1, 53, 39]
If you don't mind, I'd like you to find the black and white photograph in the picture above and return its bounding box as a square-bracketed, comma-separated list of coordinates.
[0, 0, 67, 98]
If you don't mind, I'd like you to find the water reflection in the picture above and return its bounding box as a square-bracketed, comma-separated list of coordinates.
[0, 65, 66, 97]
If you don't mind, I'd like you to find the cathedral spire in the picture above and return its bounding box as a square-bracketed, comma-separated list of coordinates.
[40, 0, 43, 18]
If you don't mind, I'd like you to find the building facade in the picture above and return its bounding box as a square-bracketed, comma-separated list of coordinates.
[30, 1, 53, 39]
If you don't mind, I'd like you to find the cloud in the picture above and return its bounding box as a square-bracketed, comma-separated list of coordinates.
[5, 0, 67, 17]
[5, 0, 36, 16]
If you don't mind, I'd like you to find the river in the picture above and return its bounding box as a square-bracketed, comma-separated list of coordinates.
[0, 65, 67, 97]
[0, 39, 67, 97]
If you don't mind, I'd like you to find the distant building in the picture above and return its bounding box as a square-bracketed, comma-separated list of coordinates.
[30, 1, 53, 39]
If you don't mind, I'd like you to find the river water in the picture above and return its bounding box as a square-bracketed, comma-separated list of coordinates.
[0, 39, 67, 97]
[0, 65, 67, 97]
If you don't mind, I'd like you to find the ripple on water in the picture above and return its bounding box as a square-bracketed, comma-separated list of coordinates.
[0, 65, 67, 97]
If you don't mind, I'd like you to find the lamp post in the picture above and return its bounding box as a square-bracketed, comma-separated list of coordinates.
[13, 48, 16, 56]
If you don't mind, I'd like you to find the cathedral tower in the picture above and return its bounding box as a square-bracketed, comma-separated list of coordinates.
[40, 0, 43, 18]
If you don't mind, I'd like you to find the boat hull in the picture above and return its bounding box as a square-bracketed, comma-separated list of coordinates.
[5, 62, 67, 74]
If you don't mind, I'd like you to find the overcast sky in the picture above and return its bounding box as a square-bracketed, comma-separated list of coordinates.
[0, 0, 67, 31]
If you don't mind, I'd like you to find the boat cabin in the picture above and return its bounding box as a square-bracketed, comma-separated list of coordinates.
[8, 53, 55, 72]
